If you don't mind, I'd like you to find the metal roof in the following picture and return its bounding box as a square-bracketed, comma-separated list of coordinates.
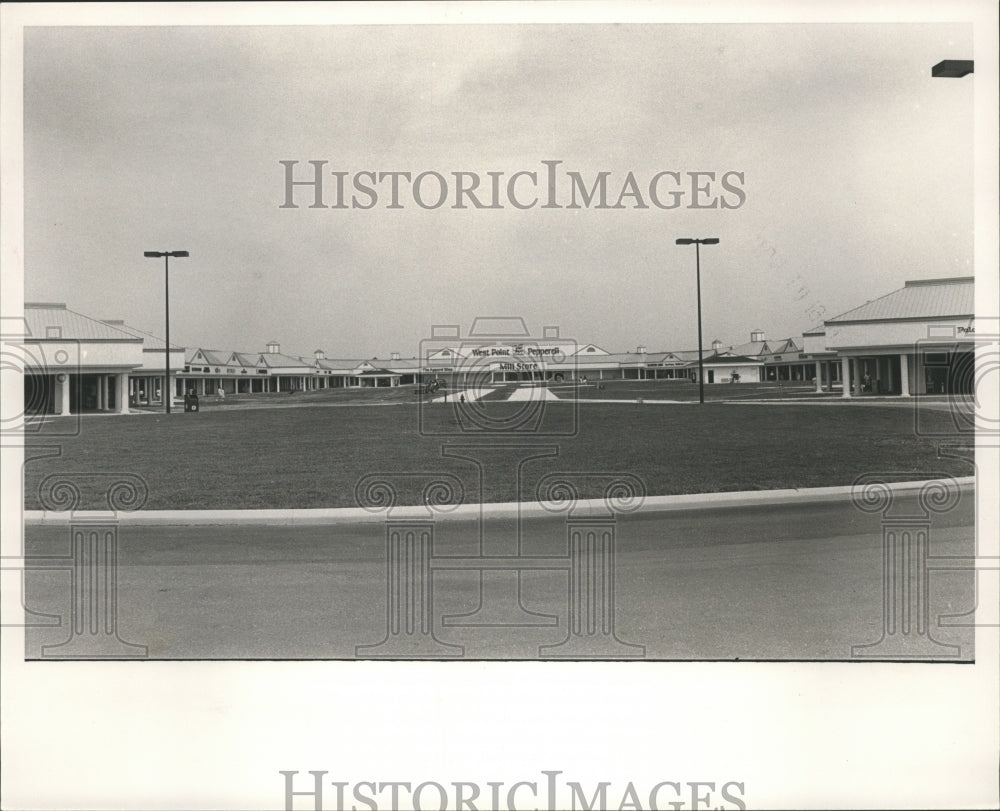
[381, 358, 422, 370]
[24, 303, 142, 342]
[727, 340, 769, 357]
[669, 349, 712, 362]
[260, 352, 315, 369]
[826, 277, 974, 323]
[683, 353, 763, 367]
[233, 352, 263, 367]
[764, 337, 801, 355]
[186, 348, 234, 366]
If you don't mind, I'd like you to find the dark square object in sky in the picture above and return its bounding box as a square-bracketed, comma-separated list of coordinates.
[932, 60, 974, 78]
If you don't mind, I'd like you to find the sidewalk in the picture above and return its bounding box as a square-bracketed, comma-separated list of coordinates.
[23, 476, 976, 526]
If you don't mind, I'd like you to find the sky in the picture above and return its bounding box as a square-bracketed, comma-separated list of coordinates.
[23, 21, 975, 358]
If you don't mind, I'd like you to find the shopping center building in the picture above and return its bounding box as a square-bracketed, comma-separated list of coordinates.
[821, 275, 975, 397]
[18, 275, 976, 415]
[20, 303, 141, 415]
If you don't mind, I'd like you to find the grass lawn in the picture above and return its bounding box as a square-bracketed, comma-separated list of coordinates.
[568, 378, 824, 401]
[25, 401, 973, 509]
[182, 378, 825, 409]
[180, 384, 421, 409]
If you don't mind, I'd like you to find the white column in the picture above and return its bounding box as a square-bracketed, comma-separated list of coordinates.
[899, 353, 911, 397]
[116, 374, 129, 414]
[814, 361, 822, 393]
[58, 374, 71, 414]
[841, 356, 851, 398]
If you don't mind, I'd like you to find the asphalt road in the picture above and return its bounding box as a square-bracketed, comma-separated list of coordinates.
[23, 494, 976, 660]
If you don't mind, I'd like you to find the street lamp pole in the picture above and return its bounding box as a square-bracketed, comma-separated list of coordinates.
[675, 237, 719, 404]
[143, 250, 189, 413]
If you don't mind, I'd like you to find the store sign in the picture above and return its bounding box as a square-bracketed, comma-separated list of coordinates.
[469, 345, 562, 358]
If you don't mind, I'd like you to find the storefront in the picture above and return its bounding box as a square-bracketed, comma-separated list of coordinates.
[22, 303, 143, 416]
[822, 276, 975, 397]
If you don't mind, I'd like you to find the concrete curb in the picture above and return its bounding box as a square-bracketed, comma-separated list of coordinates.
[23, 477, 976, 527]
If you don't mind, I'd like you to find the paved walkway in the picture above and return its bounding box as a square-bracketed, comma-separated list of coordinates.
[505, 386, 561, 401]
[430, 386, 493, 403]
